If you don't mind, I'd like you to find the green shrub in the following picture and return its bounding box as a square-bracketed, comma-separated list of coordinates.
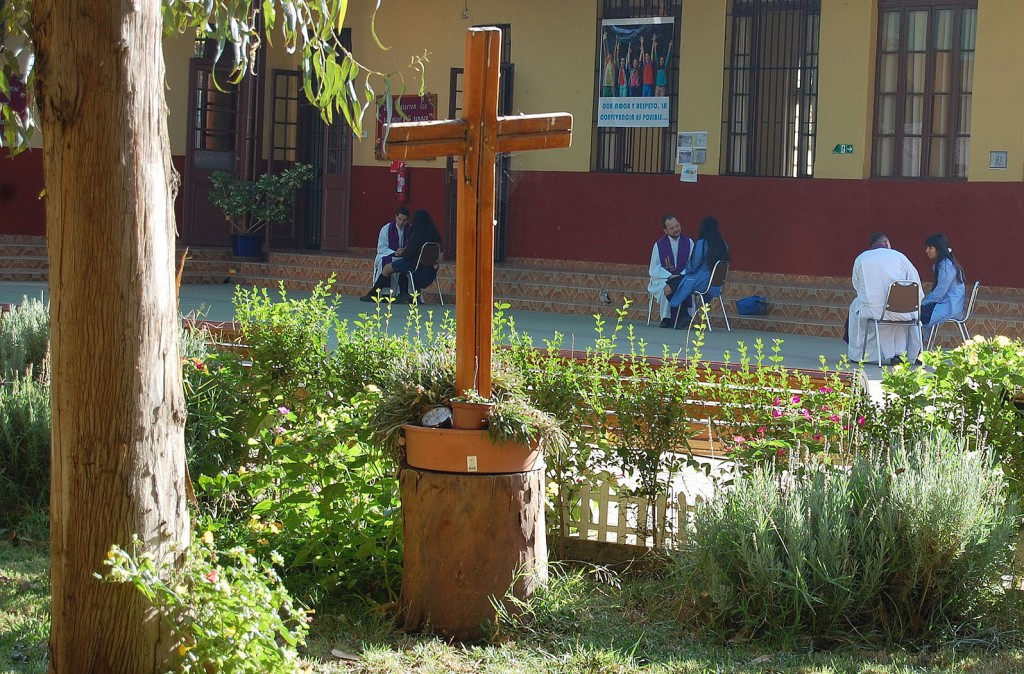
[232, 280, 340, 401]
[683, 432, 1017, 645]
[0, 374, 51, 532]
[871, 335, 1024, 502]
[102, 533, 309, 674]
[195, 393, 403, 603]
[0, 297, 49, 382]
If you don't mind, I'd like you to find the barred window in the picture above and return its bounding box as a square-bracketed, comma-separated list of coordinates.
[592, 0, 682, 174]
[872, 0, 977, 179]
[721, 0, 821, 178]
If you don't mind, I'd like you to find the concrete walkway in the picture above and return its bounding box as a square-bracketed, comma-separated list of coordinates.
[1, 280, 879, 383]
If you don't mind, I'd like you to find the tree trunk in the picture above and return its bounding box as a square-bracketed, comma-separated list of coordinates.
[398, 466, 547, 641]
[33, 0, 189, 671]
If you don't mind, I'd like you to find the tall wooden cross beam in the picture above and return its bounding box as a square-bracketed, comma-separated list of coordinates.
[383, 28, 572, 398]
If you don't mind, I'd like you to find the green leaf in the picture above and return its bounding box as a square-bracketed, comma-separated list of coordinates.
[251, 499, 276, 514]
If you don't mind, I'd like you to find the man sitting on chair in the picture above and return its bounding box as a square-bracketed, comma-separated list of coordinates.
[361, 209, 442, 304]
[648, 215, 692, 328]
[369, 207, 411, 295]
[846, 232, 923, 365]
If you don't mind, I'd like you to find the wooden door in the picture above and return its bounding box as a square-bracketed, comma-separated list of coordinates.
[182, 44, 262, 247]
[181, 62, 240, 245]
[318, 115, 352, 251]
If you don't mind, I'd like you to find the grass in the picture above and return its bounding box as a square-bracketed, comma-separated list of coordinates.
[0, 542, 49, 674]
[3, 544, 1023, 674]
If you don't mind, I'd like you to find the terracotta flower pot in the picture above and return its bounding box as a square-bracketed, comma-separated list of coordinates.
[449, 400, 495, 430]
[402, 425, 541, 474]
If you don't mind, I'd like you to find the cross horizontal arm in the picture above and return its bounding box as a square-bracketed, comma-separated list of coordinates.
[381, 119, 469, 161]
[495, 113, 573, 154]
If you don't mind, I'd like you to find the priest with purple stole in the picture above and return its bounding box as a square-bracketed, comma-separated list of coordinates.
[648, 215, 693, 328]
[371, 207, 411, 287]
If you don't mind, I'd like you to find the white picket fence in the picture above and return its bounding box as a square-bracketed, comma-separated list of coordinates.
[557, 480, 706, 549]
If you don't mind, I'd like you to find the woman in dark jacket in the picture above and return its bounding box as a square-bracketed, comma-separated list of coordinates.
[360, 209, 442, 303]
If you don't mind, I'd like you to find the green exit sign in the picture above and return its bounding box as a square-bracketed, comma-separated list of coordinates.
[833, 144, 854, 154]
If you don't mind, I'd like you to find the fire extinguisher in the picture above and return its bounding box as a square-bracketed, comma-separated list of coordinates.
[395, 165, 409, 202]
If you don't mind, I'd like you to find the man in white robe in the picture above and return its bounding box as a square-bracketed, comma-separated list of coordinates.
[847, 232, 924, 364]
[647, 215, 693, 327]
[371, 207, 411, 286]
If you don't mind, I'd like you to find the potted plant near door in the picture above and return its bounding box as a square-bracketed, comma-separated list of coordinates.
[208, 163, 313, 259]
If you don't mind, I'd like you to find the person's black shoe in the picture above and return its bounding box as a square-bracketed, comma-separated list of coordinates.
[659, 318, 672, 328]
[395, 293, 414, 304]
[359, 291, 378, 302]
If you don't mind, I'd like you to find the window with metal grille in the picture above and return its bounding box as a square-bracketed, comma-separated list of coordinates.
[593, 0, 681, 174]
[271, 70, 301, 162]
[193, 69, 237, 152]
[721, 0, 820, 178]
[872, 0, 976, 179]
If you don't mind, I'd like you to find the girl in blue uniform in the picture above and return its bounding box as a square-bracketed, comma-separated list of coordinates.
[921, 233, 965, 332]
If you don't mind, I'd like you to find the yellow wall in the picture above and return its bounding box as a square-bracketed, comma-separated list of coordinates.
[815, 0, 876, 179]
[970, 0, 1024, 181]
[165, 33, 196, 157]
[158, 0, 1024, 183]
[343, 0, 594, 171]
[678, 0, 727, 176]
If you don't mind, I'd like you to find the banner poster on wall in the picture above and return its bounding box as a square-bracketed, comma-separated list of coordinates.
[597, 16, 674, 128]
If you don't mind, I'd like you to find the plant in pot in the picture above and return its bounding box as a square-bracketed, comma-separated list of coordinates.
[449, 388, 495, 430]
[371, 344, 567, 472]
[209, 163, 313, 259]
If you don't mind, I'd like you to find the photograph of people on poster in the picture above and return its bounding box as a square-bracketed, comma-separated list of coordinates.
[597, 16, 675, 128]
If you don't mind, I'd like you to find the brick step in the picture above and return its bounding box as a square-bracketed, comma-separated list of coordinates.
[0, 269, 50, 283]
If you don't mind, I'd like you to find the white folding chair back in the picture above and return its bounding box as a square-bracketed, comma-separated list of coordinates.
[404, 242, 445, 305]
[673, 260, 731, 332]
[863, 280, 921, 366]
[926, 280, 980, 350]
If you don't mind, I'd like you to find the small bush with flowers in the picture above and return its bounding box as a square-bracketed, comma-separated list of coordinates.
[869, 335, 1024, 502]
[702, 340, 863, 471]
[101, 532, 309, 674]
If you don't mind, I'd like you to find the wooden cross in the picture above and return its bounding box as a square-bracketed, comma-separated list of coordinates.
[383, 28, 572, 398]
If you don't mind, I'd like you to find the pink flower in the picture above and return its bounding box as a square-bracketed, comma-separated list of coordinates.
[819, 386, 833, 394]
[773, 397, 782, 406]
[733, 435, 747, 444]
[273, 425, 286, 435]
[801, 408, 812, 420]
[821, 405, 830, 411]
[277, 406, 290, 415]
[205, 570, 218, 583]
[776, 448, 786, 457]
[757, 426, 766, 435]
[812, 434, 822, 441]
[791, 394, 801, 404]
[857, 415, 866, 426]
[829, 414, 841, 423]
[772, 409, 783, 418]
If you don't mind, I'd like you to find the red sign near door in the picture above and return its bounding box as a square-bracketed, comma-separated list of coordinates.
[375, 94, 437, 160]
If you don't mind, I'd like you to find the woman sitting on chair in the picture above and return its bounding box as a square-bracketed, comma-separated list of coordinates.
[667, 216, 730, 325]
[921, 233, 965, 331]
[361, 209, 442, 304]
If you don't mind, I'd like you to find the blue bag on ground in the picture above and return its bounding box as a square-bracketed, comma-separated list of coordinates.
[736, 295, 769, 315]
